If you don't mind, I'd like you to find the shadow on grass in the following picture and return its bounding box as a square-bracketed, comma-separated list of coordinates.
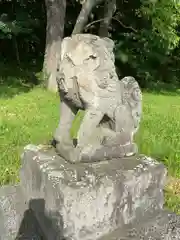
[0, 62, 42, 99]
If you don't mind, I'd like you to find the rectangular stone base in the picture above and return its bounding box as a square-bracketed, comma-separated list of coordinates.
[20, 144, 167, 240]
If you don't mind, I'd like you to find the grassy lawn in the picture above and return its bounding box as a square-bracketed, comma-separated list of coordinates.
[0, 74, 180, 213]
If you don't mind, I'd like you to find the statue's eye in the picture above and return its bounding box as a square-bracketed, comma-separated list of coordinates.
[89, 55, 96, 59]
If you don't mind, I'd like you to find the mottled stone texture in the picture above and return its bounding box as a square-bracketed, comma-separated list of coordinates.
[0, 185, 44, 240]
[54, 34, 142, 163]
[98, 210, 180, 240]
[20, 144, 167, 240]
[0, 144, 180, 240]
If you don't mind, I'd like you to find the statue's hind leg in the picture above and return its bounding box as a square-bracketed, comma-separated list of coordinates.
[76, 107, 104, 149]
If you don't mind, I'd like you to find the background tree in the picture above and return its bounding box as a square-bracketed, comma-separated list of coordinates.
[99, 0, 116, 37]
[43, 0, 66, 91]
[0, 0, 180, 90]
[72, 0, 102, 34]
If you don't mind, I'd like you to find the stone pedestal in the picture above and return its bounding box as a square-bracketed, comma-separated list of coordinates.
[98, 210, 180, 240]
[1, 144, 180, 240]
[19, 144, 166, 240]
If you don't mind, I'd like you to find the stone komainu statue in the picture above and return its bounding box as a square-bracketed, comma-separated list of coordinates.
[53, 34, 142, 163]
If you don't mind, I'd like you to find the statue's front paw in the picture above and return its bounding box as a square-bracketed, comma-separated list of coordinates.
[123, 142, 138, 157]
[77, 144, 97, 163]
[55, 140, 74, 162]
[54, 136, 74, 148]
[56, 143, 82, 164]
[69, 145, 95, 163]
[69, 146, 82, 163]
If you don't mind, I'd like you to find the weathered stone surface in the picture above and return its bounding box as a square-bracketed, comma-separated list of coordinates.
[54, 34, 142, 163]
[0, 185, 44, 240]
[98, 210, 180, 240]
[20, 144, 167, 240]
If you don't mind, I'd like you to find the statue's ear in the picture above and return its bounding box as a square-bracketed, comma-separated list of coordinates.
[67, 42, 97, 66]
[102, 38, 114, 53]
[61, 37, 73, 61]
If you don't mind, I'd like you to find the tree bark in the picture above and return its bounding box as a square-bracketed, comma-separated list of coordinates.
[99, 0, 116, 37]
[72, 0, 103, 35]
[43, 0, 66, 92]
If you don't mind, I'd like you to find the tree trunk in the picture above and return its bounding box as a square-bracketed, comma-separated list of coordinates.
[72, 0, 103, 35]
[13, 36, 20, 66]
[99, 0, 116, 37]
[43, 0, 66, 92]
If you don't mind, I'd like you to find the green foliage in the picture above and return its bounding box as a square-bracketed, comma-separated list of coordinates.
[114, 0, 180, 87]
[0, 3, 40, 39]
[0, 0, 180, 86]
[140, 0, 180, 50]
[0, 0, 45, 62]
[0, 19, 33, 39]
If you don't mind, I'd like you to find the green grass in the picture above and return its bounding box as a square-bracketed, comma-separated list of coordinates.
[164, 187, 180, 214]
[0, 87, 59, 183]
[0, 73, 180, 213]
[136, 92, 180, 177]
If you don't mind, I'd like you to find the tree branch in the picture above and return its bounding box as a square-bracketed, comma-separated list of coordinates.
[85, 17, 137, 33]
[99, 0, 116, 37]
[112, 17, 137, 33]
[72, 0, 103, 35]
